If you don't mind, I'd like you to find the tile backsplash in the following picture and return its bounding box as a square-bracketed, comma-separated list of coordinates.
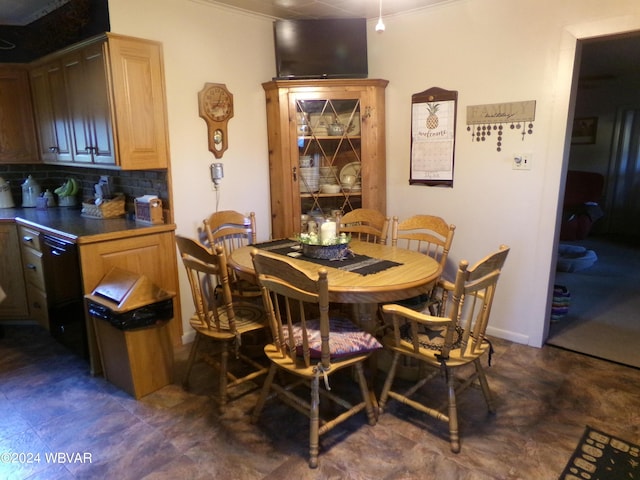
[0, 164, 169, 213]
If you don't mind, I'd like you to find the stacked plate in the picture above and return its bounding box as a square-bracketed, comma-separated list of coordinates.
[319, 166, 338, 185]
[299, 166, 319, 193]
[319, 165, 339, 194]
[340, 162, 362, 191]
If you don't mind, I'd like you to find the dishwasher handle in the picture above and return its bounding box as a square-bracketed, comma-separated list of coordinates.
[43, 235, 75, 253]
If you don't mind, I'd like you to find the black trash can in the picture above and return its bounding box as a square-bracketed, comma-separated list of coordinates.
[85, 267, 175, 399]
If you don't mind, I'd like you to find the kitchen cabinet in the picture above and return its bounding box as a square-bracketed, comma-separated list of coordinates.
[0, 66, 39, 164]
[0, 223, 29, 319]
[62, 41, 115, 165]
[16, 223, 86, 357]
[30, 60, 74, 163]
[18, 225, 49, 329]
[263, 79, 388, 239]
[77, 229, 182, 374]
[30, 33, 170, 170]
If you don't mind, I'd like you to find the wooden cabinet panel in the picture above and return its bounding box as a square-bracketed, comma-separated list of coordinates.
[0, 224, 29, 319]
[106, 35, 169, 170]
[78, 230, 182, 374]
[263, 79, 388, 239]
[18, 225, 42, 251]
[22, 247, 46, 291]
[29, 33, 170, 170]
[30, 61, 73, 163]
[18, 224, 50, 330]
[81, 42, 115, 164]
[63, 46, 114, 165]
[26, 284, 49, 330]
[0, 66, 39, 164]
[62, 51, 92, 164]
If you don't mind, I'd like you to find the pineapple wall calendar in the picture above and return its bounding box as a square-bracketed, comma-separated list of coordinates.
[410, 87, 458, 187]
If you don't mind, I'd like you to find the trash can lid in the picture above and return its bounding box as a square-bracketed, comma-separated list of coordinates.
[85, 266, 174, 314]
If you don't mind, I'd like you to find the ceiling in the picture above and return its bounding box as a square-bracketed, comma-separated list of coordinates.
[1, 0, 639, 82]
[0, 0, 455, 25]
[195, 0, 455, 20]
[0, 0, 69, 26]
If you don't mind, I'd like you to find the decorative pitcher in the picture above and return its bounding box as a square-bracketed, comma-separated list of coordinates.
[21, 175, 42, 208]
[0, 177, 14, 208]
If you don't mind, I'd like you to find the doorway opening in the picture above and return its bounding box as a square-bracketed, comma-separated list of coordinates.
[547, 32, 640, 368]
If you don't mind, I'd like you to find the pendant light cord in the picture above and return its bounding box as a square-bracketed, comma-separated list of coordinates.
[376, 0, 385, 32]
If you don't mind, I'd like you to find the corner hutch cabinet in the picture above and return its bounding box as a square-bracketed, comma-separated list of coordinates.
[29, 33, 170, 170]
[263, 79, 388, 239]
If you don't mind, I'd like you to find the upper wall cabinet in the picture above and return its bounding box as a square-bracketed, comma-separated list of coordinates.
[30, 60, 74, 163]
[0, 66, 39, 164]
[30, 33, 170, 170]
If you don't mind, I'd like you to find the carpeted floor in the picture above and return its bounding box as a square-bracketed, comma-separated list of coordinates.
[558, 426, 640, 479]
[548, 234, 640, 368]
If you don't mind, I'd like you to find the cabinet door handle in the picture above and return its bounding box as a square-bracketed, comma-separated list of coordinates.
[49, 146, 59, 153]
[23, 236, 34, 243]
[292, 166, 297, 182]
[85, 146, 100, 156]
[27, 263, 37, 271]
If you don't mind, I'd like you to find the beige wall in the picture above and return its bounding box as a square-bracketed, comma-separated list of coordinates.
[371, 0, 640, 347]
[108, 0, 640, 346]
[108, 0, 275, 341]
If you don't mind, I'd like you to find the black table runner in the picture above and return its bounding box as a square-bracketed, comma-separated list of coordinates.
[254, 239, 402, 276]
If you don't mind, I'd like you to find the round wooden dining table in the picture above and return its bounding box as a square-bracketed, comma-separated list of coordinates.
[228, 239, 442, 332]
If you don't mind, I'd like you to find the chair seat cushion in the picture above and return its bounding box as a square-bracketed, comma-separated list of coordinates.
[399, 323, 463, 351]
[286, 317, 382, 359]
[396, 293, 432, 309]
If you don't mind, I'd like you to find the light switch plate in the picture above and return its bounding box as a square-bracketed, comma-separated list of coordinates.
[513, 153, 532, 170]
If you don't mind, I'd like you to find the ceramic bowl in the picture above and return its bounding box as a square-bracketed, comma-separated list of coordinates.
[321, 184, 341, 194]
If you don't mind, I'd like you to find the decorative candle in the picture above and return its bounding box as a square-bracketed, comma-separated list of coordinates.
[320, 221, 337, 244]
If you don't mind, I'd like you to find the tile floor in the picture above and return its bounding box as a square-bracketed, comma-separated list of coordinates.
[1, 324, 639, 479]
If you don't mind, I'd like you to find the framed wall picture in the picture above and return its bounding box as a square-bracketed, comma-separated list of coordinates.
[410, 87, 458, 187]
[571, 117, 598, 145]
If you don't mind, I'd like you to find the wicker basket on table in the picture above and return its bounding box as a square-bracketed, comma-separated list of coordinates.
[301, 242, 352, 260]
[81, 194, 126, 219]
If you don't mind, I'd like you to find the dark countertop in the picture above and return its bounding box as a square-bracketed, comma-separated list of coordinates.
[0, 207, 175, 244]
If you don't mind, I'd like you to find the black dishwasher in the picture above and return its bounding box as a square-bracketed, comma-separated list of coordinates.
[42, 235, 87, 360]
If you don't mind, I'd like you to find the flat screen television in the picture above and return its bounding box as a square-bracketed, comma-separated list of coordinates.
[273, 18, 368, 80]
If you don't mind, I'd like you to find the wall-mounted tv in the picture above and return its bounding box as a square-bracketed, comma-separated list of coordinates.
[273, 18, 368, 80]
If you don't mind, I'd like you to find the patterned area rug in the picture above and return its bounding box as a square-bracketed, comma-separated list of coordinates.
[559, 426, 640, 479]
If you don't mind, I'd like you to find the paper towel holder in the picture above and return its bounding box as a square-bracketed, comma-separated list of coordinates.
[134, 195, 164, 225]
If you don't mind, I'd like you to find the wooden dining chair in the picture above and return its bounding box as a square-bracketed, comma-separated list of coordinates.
[390, 214, 456, 314]
[339, 208, 390, 245]
[203, 210, 257, 252]
[378, 245, 510, 453]
[250, 248, 382, 468]
[202, 210, 260, 299]
[176, 235, 269, 412]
